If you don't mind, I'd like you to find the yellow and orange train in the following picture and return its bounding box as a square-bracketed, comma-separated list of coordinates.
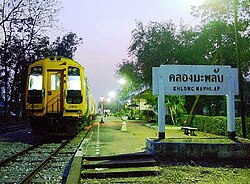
[25, 57, 96, 138]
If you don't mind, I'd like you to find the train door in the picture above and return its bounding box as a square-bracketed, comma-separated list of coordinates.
[46, 70, 64, 113]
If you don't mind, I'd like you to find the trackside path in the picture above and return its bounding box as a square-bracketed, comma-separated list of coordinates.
[83, 116, 158, 156]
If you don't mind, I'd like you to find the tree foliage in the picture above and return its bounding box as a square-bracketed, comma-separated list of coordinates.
[51, 32, 83, 59]
[128, 21, 178, 86]
[191, 0, 250, 75]
[166, 96, 186, 125]
[117, 0, 250, 120]
[0, 0, 61, 119]
[0, 0, 83, 120]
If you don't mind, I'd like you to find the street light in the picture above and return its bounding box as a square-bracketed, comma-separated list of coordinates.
[118, 78, 126, 85]
[118, 77, 141, 119]
[108, 91, 116, 98]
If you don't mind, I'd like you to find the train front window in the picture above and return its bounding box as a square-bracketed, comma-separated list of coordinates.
[28, 66, 43, 90]
[27, 66, 43, 104]
[28, 75, 43, 90]
[68, 67, 81, 90]
[67, 67, 82, 104]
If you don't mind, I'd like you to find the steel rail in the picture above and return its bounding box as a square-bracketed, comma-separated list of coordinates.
[0, 144, 39, 166]
[0, 124, 31, 133]
[21, 126, 93, 183]
[19, 140, 70, 184]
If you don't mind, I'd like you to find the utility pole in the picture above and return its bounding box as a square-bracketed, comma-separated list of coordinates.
[233, 0, 246, 138]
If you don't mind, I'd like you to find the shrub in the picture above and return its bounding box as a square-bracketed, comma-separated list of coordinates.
[141, 110, 157, 123]
[176, 115, 250, 139]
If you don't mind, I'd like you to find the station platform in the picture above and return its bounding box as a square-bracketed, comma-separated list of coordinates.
[83, 116, 250, 160]
[67, 116, 250, 183]
[66, 116, 161, 183]
[83, 116, 158, 156]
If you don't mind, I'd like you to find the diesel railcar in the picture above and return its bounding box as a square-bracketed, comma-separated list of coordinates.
[25, 57, 96, 137]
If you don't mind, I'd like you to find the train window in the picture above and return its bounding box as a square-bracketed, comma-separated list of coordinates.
[28, 75, 43, 90]
[28, 66, 43, 103]
[68, 67, 80, 76]
[30, 66, 43, 75]
[68, 76, 81, 90]
[68, 67, 81, 90]
[28, 66, 43, 90]
[51, 73, 60, 90]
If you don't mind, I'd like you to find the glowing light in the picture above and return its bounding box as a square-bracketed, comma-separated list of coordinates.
[189, 0, 205, 6]
[108, 91, 116, 98]
[118, 78, 126, 85]
[100, 96, 104, 102]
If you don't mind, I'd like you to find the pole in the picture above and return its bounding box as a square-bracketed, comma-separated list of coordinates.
[158, 77, 166, 139]
[227, 92, 236, 139]
[96, 120, 100, 155]
[138, 91, 141, 119]
[100, 97, 104, 123]
[233, 0, 246, 138]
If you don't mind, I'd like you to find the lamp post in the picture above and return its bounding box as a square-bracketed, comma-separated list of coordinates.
[117, 78, 127, 113]
[108, 91, 116, 116]
[100, 96, 104, 123]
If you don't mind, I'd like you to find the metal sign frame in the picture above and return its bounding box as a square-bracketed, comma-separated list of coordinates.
[152, 65, 239, 139]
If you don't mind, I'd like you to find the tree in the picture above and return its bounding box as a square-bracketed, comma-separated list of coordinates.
[166, 96, 186, 125]
[191, 0, 250, 137]
[0, 0, 61, 121]
[116, 59, 142, 102]
[51, 32, 83, 59]
[117, 0, 250, 130]
[128, 21, 178, 86]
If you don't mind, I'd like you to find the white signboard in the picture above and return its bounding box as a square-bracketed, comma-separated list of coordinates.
[153, 65, 238, 96]
[152, 65, 239, 139]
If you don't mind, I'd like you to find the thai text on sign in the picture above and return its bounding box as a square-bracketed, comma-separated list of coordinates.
[153, 65, 238, 96]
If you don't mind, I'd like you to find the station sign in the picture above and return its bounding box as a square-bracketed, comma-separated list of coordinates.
[153, 65, 239, 139]
[153, 65, 238, 96]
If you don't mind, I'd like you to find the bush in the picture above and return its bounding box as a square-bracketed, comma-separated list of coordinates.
[177, 115, 250, 139]
[141, 110, 157, 123]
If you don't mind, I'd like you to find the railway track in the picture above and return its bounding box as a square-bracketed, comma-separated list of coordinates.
[0, 142, 66, 183]
[0, 125, 93, 183]
[0, 124, 31, 134]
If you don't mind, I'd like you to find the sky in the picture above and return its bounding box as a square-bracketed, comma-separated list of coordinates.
[58, 0, 203, 101]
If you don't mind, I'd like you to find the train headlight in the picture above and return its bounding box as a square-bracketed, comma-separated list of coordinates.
[66, 97, 73, 104]
[66, 96, 82, 104]
[74, 97, 82, 104]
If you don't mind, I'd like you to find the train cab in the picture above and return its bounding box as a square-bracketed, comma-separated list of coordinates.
[25, 57, 95, 137]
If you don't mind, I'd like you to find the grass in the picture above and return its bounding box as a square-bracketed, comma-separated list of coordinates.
[81, 117, 250, 183]
[82, 166, 250, 184]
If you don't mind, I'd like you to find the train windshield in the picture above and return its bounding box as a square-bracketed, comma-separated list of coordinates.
[28, 66, 43, 90]
[68, 67, 81, 90]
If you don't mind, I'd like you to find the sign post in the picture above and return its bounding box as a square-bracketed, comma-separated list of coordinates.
[158, 76, 166, 139]
[153, 65, 238, 140]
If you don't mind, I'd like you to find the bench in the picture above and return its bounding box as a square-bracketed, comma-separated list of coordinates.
[181, 126, 198, 136]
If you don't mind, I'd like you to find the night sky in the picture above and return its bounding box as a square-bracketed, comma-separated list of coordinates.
[57, 0, 203, 101]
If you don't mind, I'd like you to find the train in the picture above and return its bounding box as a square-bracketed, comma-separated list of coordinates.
[25, 57, 96, 138]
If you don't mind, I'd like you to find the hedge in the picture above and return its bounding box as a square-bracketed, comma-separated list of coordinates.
[176, 115, 250, 139]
